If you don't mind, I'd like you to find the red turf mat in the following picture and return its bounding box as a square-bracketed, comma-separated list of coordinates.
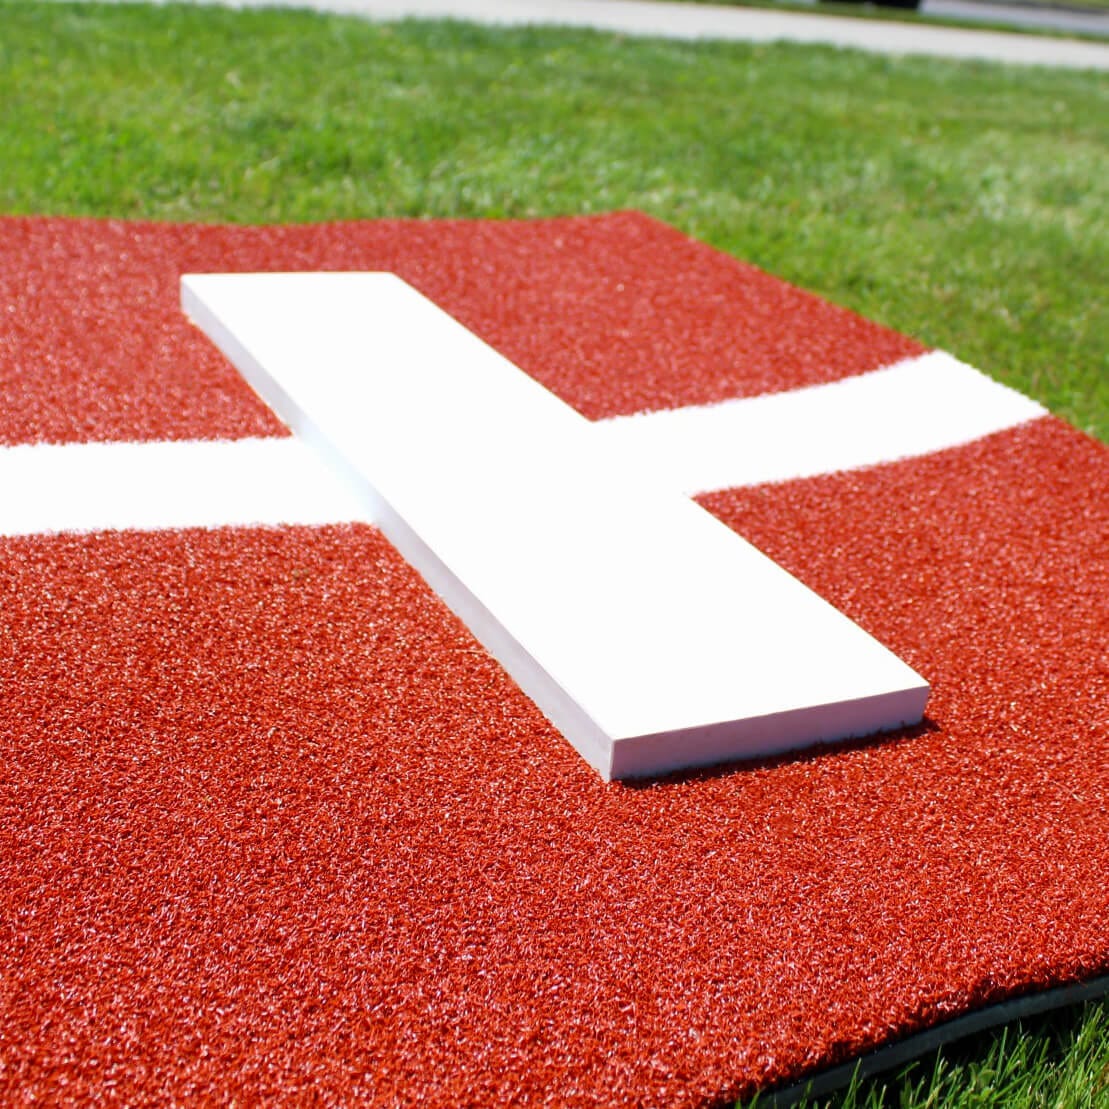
[0, 216, 1106, 1106]
[0, 212, 925, 444]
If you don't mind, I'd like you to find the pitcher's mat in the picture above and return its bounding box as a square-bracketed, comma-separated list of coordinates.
[1, 213, 1105, 1105]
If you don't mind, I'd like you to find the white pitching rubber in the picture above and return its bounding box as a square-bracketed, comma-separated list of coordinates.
[182, 272, 930, 780]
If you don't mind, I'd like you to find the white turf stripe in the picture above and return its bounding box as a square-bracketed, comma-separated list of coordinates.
[0, 354, 1045, 541]
[598, 350, 1047, 495]
[0, 436, 369, 538]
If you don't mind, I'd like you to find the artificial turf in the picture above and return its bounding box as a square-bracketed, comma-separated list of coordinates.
[0, 4, 1106, 1105]
[3, 214, 1107, 1108]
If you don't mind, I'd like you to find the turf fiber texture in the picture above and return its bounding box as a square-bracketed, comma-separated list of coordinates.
[1, 213, 1106, 1105]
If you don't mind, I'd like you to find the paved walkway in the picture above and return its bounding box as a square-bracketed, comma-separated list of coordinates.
[926, 0, 1109, 37]
[210, 0, 1109, 69]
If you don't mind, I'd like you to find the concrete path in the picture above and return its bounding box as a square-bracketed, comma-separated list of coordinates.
[925, 0, 1109, 37]
[205, 0, 1109, 69]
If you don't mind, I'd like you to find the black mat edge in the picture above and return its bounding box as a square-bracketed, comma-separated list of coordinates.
[761, 974, 1109, 1106]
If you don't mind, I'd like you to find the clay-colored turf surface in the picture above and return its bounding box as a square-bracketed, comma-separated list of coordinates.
[1, 214, 1106, 1106]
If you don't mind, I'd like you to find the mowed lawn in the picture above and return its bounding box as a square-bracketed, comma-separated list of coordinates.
[2, 1, 1107, 440]
[1, 4, 1107, 1106]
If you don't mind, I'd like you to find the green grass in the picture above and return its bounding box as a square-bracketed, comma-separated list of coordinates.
[1, 2, 1105, 440]
[1, 5, 1107, 1103]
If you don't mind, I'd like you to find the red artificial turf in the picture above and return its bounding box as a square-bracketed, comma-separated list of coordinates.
[0, 212, 926, 445]
[1, 216, 1106, 1106]
[2, 431, 1107, 1106]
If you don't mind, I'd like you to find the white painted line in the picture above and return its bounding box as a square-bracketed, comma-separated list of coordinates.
[183, 271, 930, 780]
[0, 352, 1046, 541]
[598, 350, 1047, 495]
[0, 436, 369, 537]
[0, 350, 1045, 541]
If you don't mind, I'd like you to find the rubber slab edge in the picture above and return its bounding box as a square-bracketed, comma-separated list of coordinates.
[611, 682, 930, 780]
[181, 275, 620, 779]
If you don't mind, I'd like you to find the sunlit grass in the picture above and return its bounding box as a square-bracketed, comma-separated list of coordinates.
[2, 2, 1105, 437]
